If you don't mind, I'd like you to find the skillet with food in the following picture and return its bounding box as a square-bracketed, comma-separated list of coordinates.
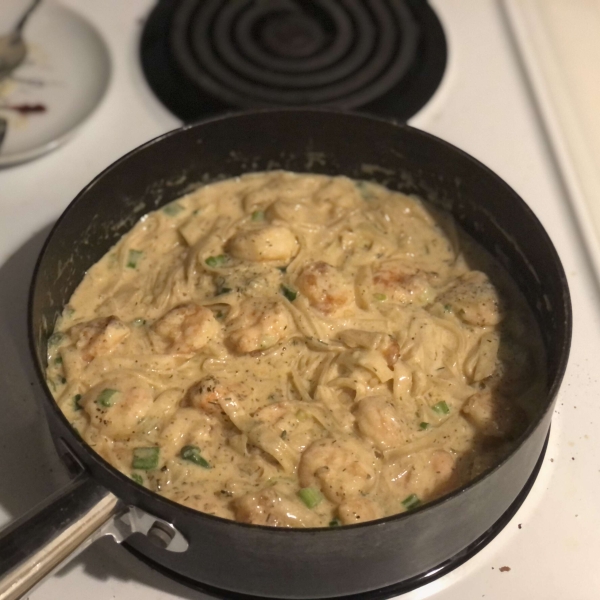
[0, 109, 571, 599]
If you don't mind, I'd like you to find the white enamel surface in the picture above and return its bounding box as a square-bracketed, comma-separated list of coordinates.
[0, 2, 111, 165]
[0, 0, 598, 598]
[504, 0, 600, 293]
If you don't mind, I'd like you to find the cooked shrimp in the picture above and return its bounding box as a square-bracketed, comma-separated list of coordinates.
[338, 497, 383, 525]
[159, 407, 222, 463]
[372, 261, 438, 306]
[81, 376, 153, 439]
[153, 303, 220, 352]
[298, 437, 377, 503]
[383, 449, 457, 502]
[227, 299, 291, 353]
[68, 316, 130, 361]
[437, 271, 503, 327]
[226, 226, 299, 263]
[186, 375, 251, 431]
[266, 177, 357, 225]
[233, 487, 321, 527]
[251, 401, 324, 454]
[243, 172, 325, 214]
[186, 375, 228, 415]
[462, 389, 525, 439]
[353, 396, 408, 451]
[295, 261, 354, 315]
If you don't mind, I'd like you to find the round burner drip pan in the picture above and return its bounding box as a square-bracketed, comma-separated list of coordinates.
[123, 434, 549, 600]
[140, 0, 447, 121]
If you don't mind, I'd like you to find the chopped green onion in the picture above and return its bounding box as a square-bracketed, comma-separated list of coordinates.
[251, 210, 265, 221]
[280, 430, 288, 440]
[205, 254, 228, 268]
[96, 388, 118, 408]
[216, 286, 232, 296]
[180, 445, 211, 468]
[443, 304, 452, 312]
[329, 518, 342, 527]
[131, 473, 144, 485]
[132, 318, 146, 327]
[432, 401, 450, 415]
[58, 377, 67, 385]
[162, 203, 184, 216]
[419, 422, 430, 430]
[132, 447, 160, 470]
[54, 356, 63, 365]
[47, 332, 64, 347]
[356, 180, 375, 200]
[295, 409, 308, 421]
[373, 293, 387, 301]
[277, 266, 287, 273]
[73, 394, 82, 411]
[127, 249, 144, 269]
[298, 487, 323, 509]
[402, 494, 421, 510]
[281, 285, 297, 302]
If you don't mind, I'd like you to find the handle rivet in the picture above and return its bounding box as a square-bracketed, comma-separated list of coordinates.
[147, 521, 175, 549]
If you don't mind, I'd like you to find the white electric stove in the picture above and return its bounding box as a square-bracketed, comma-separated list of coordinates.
[0, 0, 599, 598]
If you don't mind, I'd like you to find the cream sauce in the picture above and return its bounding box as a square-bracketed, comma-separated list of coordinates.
[46, 172, 546, 527]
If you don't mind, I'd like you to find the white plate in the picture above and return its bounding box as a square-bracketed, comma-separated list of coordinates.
[0, 1, 110, 166]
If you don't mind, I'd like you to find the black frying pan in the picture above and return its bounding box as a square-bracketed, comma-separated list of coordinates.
[0, 109, 571, 599]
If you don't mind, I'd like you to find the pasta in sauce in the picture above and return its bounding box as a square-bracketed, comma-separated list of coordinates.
[46, 172, 545, 527]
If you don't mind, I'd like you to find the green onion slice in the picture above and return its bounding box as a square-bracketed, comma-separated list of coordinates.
[281, 285, 297, 302]
[180, 445, 211, 468]
[298, 487, 323, 509]
[73, 394, 82, 411]
[127, 249, 144, 269]
[47, 332, 64, 347]
[402, 494, 421, 510]
[162, 203, 184, 216]
[419, 422, 430, 430]
[132, 447, 160, 470]
[205, 254, 228, 268]
[96, 388, 118, 408]
[131, 473, 144, 485]
[373, 293, 387, 301]
[356, 180, 375, 200]
[329, 518, 342, 527]
[431, 401, 450, 415]
[251, 210, 265, 221]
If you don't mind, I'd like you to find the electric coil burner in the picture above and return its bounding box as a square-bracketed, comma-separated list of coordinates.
[141, 0, 447, 121]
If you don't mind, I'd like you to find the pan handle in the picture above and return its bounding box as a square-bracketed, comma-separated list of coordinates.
[0, 472, 121, 600]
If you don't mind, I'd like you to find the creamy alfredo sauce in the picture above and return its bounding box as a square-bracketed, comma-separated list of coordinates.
[46, 172, 546, 527]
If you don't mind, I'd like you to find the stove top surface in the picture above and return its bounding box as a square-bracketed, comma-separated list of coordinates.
[140, 0, 446, 121]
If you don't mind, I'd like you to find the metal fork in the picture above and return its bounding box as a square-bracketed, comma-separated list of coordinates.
[0, 0, 42, 82]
